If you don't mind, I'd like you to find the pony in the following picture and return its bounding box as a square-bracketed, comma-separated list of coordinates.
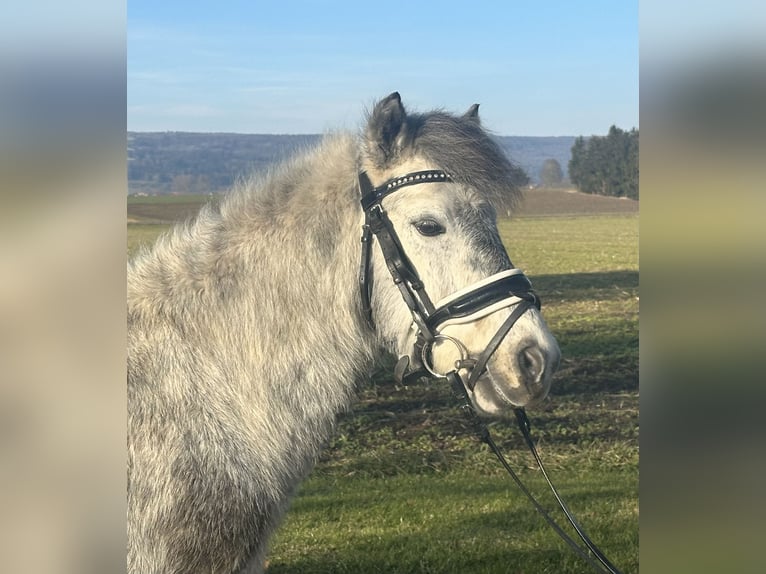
[128, 92, 560, 573]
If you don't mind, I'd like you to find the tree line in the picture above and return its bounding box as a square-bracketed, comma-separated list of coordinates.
[567, 126, 639, 199]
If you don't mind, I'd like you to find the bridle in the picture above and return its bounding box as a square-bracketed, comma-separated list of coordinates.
[358, 170, 540, 384]
[357, 169, 625, 574]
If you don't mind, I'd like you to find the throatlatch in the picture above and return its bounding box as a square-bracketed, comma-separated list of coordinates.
[357, 169, 624, 574]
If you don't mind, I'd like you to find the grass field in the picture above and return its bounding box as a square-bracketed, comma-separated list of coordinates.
[128, 189, 638, 573]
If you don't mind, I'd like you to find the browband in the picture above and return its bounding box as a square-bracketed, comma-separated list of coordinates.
[360, 170, 452, 211]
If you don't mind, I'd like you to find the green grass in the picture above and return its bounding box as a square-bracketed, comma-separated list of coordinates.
[500, 216, 639, 396]
[128, 194, 217, 227]
[268, 467, 637, 574]
[127, 198, 638, 573]
[127, 223, 171, 255]
[499, 214, 638, 274]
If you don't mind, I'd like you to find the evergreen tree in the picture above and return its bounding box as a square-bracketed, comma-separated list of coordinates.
[568, 127, 638, 198]
[625, 129, 639, 200]
[568, 137, 586, 188]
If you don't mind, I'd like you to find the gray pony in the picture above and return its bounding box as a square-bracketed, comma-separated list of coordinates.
[128, 93, 560, 573]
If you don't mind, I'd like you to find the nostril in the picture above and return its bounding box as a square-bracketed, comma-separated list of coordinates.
[519, 346, 545, 384]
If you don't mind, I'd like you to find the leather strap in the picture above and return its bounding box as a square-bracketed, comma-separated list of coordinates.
[426, 273, 538, 331]
[465, 300, 533, 391]
[513, 409, 624, 574]
[366, 206, 436, 339]
[360, 170, 452, 211]
[359, 170, 445, 329]
[359, 215, 374, 326]
[448, 369, 624, 574]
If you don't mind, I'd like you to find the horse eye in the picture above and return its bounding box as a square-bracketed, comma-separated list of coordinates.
[414, 219, 446, 237]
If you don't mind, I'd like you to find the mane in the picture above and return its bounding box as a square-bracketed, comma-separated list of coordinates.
[220, 132, 358, 228]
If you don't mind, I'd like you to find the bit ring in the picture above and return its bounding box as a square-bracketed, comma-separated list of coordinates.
[421, 334, 471, 378]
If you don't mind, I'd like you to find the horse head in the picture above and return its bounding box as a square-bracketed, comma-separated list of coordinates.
[360, 92, 560, 415]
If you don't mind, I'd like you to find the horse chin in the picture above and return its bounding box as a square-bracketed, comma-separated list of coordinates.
[470, 370, 548, 418]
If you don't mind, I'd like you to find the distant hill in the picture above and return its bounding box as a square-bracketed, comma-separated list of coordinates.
[127, 132, 576, 195]
[127, 133, 319, 195]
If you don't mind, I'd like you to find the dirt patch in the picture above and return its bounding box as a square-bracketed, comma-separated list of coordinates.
[514, 188, 638, 217]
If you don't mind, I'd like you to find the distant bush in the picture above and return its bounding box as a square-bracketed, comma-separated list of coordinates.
[539, 158, 564, 187]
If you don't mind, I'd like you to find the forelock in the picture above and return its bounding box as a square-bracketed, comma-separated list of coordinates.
[405, 111, 527, 210]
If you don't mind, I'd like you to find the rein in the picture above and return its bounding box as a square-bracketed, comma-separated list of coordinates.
[358, 169, 624, 574]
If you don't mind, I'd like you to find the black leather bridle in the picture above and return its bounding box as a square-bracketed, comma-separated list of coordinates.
[359, 170, 540, 383]
[357, 169, 624, 574]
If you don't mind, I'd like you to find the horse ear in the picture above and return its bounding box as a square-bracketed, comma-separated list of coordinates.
[463, 103, 481, 124]
[365, 92, 408, 168]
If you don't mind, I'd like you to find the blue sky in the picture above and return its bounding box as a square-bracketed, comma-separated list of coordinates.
[128, 1, 637, 136]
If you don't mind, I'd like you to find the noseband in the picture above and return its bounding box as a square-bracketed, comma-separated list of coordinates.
[357, 169, 624, 574]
